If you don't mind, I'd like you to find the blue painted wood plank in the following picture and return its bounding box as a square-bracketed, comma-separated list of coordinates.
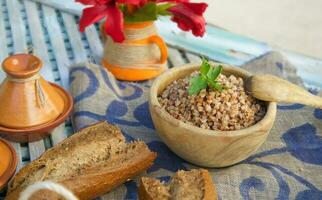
[84, 26, 104, 64]
[0, 2, 8, 82]
[168, 47, 186, 67]
[24, 0, 55, 82]
[61, 13, 88, 64]
[6, 0, 27, 53]
[0, 2, 8, 62]
[156, 18, 271, 66]
[42, 5, 70, 89]
[51, 124, 67, 145]
[29, 0, 83, 16]
[157, 18, 272, 56]
[41, 6, 73, 142]
[282, 51, 322, 89]
[185, 52, 201, 63]
[28, 140, 46, 161]
[205, 24, 272, 55]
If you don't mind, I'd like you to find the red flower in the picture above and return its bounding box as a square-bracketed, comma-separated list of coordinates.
[77, 0, 208, 42]
[76, 0, 147, 42]
[167, 2, 207, 37]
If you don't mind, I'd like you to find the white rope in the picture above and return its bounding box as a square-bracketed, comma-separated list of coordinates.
[103, 23, 164, 68]
[19, 181, 79, 200]
[124, 24, 157, 40]
[7, 73, 41, 83]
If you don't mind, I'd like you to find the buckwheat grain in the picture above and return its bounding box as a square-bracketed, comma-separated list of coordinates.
[158, 72, 266, 131]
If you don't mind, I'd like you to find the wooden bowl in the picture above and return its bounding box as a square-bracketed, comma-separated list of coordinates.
[149, 63, 277, 167]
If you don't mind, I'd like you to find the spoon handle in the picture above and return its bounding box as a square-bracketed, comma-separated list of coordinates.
[248, 75, 322, 109]
[296, 92, 322, 109]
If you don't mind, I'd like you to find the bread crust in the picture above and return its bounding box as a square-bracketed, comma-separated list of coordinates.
[200, 169, 217, 200]
[6, 152, 157, 200]
[6, 122, 157, 200]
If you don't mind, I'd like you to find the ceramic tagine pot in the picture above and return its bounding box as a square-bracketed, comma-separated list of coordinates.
[101, 21, 168, 81]
[0, 54, 73, 142]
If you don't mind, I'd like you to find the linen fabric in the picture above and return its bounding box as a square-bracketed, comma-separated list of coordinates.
[69, 52, 322, 200]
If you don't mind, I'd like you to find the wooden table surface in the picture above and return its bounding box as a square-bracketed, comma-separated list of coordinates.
[0, 0, 321, 198]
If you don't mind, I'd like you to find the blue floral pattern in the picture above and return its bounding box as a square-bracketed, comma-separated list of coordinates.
[69, 63, 322, 200]
[314, 109, 322, 120]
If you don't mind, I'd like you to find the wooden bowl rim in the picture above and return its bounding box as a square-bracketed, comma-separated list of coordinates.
[150, 62, 277, 137]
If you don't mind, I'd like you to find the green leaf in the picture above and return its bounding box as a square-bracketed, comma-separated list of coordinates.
[207, 65, 222, 81]
[200, 57, 211, 77]
[124, 3, 157, 23]
[206, 67, 213, 79]
[188, 75, 207, 95]
[157, 3, 174, 16]
[209, 81, 223, 92]
[188, 58, 224, 95]
[118, 4, 126, 12]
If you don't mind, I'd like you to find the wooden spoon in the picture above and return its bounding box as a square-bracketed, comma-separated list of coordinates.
[245, 74, 322, 109]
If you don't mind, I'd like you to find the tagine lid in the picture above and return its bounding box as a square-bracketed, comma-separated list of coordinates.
[0, 54, 65, 129]
[0, 138, 18, 190]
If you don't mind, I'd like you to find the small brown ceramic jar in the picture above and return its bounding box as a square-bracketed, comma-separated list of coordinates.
[0, 54, 73, 143]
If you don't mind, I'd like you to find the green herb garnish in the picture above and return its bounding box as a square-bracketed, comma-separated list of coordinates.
[188, 58, 223, 95]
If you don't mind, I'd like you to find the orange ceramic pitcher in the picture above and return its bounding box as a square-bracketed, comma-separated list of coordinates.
[101, 22, 168, 81]
[0, 54, 65, 128]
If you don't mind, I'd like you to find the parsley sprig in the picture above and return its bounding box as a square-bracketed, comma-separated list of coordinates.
[188, 58, 223, 95]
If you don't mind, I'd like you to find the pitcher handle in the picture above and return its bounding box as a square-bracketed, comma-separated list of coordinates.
[147, 35, 168, 64]
[130, 35, 168, 64]
[100, 24, 168, 65]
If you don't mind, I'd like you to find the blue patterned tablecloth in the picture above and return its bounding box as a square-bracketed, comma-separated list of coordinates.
[0, 0, 321, 199]
[70, 52, 322, 200]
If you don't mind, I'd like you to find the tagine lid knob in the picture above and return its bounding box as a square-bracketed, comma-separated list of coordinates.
[2, 54, 42, 79]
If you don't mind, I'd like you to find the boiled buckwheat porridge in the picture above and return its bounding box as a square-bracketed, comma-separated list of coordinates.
[158, 72, 266, 131]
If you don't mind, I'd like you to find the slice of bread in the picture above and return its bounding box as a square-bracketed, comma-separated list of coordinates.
[6, 121, 157, 200]
[139, 177, 171, 200]
[139, 169, 217, 200]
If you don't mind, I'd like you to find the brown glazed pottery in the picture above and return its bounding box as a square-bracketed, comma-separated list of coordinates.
[0, 54, 64, 128]
[0, 54, 73, 142]
[149, 63, 277, 167]
[0, 138, 18, 191]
